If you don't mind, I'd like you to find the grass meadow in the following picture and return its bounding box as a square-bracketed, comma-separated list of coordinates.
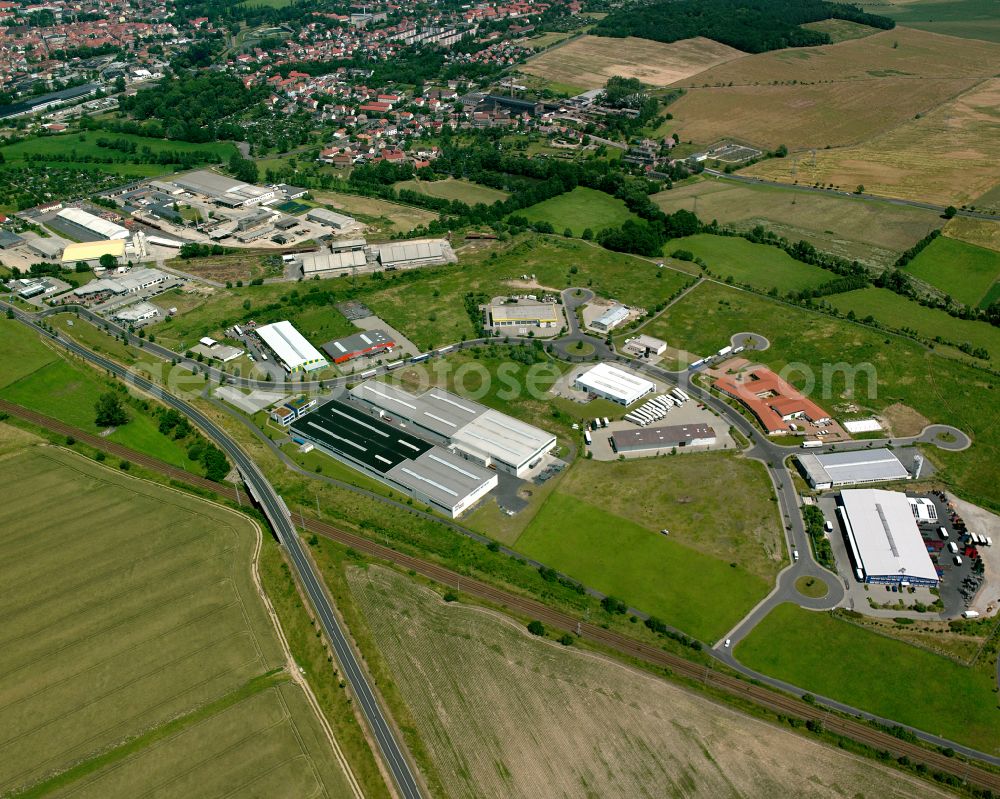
[516, 492, 771, 642]
[0, 131, 237, 178]
[515, 186, 639, 237]
[638, 281, 999, 510]
[737, 603, 999, 751]
[652, 178, 940, 267]
[861, 0, 1000, 43]
[825, 287, 1000, 359]
[665, 233, 831, 293]
[904, 235, 1000, 307]
[0, 447, 352, 797]
[394, 177, 509, 205]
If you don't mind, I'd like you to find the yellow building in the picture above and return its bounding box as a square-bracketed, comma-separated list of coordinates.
[487, 301, 560, 329]
[61, 239, 126, 266]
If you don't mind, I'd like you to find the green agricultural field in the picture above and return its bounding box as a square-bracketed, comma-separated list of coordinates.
[516, 492, 771, 642]
[0, 446, 353, 797]
[516, 187, 640, 237]
[862, 0, 1000, 42]
[0, 131, 238, 178]
[652, 178, 941, 268]
[0, 321, 201, 469]
[737, 604, 999, 751]
[638, 281, 1000, 509]
[904, 235, 1000, 307]
[554, 454, 785, 582]
[826, 287, 1000, 360]
[394, 177, 509, 205]
[665, 233, 833, 293]
[0, 317, 58, 388]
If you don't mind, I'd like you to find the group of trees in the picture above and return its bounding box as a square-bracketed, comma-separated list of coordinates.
[118, 73, 266, 143]
[594, 0, 894, 53]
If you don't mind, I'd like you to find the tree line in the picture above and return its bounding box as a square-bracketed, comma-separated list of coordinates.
[593, 0, 894, 53]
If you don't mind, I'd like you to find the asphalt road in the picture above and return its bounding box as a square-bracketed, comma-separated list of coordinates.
[5, 302, 426, 799]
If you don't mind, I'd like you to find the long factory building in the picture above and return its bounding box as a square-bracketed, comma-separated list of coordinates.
[350, 380, 556, 478]
[836, 488, 939, 587]
[290, 400, 497, 518]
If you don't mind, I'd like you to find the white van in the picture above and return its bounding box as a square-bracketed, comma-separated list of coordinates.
[947, 541, 959, 554]
[938, 526, 949, 539]
[954, 555, 963, 566]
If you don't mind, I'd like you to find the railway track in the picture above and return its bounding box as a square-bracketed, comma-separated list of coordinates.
[4, 399, 999, 794]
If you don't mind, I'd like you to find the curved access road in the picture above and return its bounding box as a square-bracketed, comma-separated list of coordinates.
[3, 301, 426, 799]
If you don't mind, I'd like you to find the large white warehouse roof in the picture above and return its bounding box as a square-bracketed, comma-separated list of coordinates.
[256, 321, 328, 373]
[838, 489, 938, 585]
[574, 363, 655, 406]
[56, 207, 129, 240]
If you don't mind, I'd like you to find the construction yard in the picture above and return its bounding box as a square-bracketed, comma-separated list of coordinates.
[347, 564, 958, 799]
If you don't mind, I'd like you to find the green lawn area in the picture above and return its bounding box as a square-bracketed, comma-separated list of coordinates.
[394, 177, 509, 205]
[516, 187, 639, 237]
[665, 233, 831, 294]
[826, 287, 1000, 360]
[0, 131, 238, 178]
[904, 235, 1000, 307]
[737, 604, 999, 751]
[553, 454, 785, 582]
[0, 318, 58, 388]
[0, 321, 200, 470]
[367, 236, 695, 349]
[639, 281, 999, 510]
[651, 178, 941, 268]
[516, 492, 771, 642]
[861, 0, 1000, 42]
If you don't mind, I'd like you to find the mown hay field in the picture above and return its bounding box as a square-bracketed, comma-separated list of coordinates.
[904, 234, 1000, 307]
[349, 565, 957, 799]
[666, 27, 1000, 149]
[0, 446, 352, 798]
[653, 178, 940, 267]
[744, 78, 1000, 206]
[522, 34, 744, 90]
[394, 177, 509, 205]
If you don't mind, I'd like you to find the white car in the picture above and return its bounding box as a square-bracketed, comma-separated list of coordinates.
[792, 549, 799, 562]
[724, 638, 731, 649]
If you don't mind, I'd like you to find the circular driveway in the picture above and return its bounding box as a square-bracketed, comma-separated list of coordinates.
[731, 331, 769, 352]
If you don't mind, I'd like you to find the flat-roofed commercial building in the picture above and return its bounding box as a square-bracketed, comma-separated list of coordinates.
[306, 207, 356, 229]
[622, 334, 667, 357]
[611, 423, 716, 454]
[487, 301, 560, 329]
[56, 207, 129, 240]
[301, 249, 368, 277]
[290, 400, 497, 517]
[376, 239, 450, 270]
[591, 304, 629, 332]
[322, 329, 395, 363]
[836, 489, 939, 586]
[574, 363, 655, 406]
[350, 380, 556, 477]
[113, 301, 160, 324]
[256, 320, 329, 373]
[61, 239, 126, 266]
[171, 170, 275, 207]
[798, 449, 911, 490]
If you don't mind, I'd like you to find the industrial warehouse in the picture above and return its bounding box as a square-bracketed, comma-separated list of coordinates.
[289, 400, 497, 517]
[797, 448, 911, 490]
[574, 363, 656, 406]
[170, 170, 275, 207]
[836, 489, 939, 586]
[55, 207, 130, 240]
[350, 380, 556, 478]
[375, 239, 453, 270]
[322, 329, 395, 363]
[256, 320, 329, 373]
[611, 423, 717, 454]
[300, 240, 369, 277]
[486, 300, 560, 330]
